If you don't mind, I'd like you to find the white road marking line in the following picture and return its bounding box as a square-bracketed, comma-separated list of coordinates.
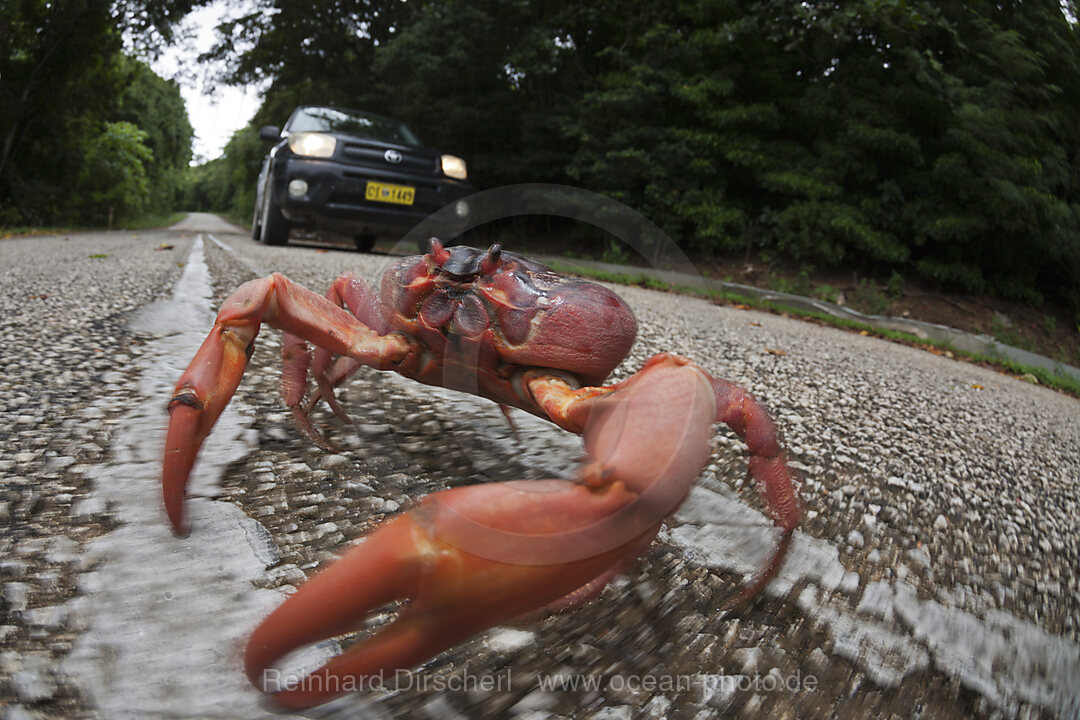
[206, 232, 271, 278]
[61, 235, 344, 718]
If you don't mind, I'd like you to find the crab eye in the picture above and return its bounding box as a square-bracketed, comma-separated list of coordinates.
[480, 244, 502, 275]
[426, 238, 451, 265]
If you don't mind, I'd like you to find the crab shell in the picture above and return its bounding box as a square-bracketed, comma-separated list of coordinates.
[381, 243, 638, 391]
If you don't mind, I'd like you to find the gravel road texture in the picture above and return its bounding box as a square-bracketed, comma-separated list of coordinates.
[0, 214, 1077, 719]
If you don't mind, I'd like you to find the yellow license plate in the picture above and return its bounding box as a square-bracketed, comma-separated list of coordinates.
[365, 181, 415, 205]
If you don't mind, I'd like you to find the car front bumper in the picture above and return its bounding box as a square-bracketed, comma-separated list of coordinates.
[273, 155, 474, 238]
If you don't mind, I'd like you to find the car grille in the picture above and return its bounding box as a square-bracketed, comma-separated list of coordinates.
[341, 142, 438, 173]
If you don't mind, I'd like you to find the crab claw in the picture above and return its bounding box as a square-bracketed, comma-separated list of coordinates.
[528, 353, 801, 609]
[245, 355, 718, 709]
[244, 483, 649, 708]
[164, 316, 260, 536]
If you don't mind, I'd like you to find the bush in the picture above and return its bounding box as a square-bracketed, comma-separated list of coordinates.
[78, 122, 153, 225]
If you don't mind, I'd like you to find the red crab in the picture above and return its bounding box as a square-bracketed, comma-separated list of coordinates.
[162, 240, 800, 709]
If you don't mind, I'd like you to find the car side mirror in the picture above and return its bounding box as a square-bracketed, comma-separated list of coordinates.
[258, 125, 282, 142]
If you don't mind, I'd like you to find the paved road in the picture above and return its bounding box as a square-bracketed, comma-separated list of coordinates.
[168, 212, 247, 235]
[1, 214, 1077, 719]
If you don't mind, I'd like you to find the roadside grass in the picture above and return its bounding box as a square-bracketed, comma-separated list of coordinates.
[0, 226, 76, 240]
[0, 210, 187, 239]
[990, 315, 1037, 353]
[546, 261, 1080, 398]
[115, 210, 187, 230]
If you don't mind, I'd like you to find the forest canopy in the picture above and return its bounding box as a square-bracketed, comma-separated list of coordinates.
[0, 0, 200, 227]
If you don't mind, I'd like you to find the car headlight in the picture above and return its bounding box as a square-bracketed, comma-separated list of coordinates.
[440, 154, 467, 180]
[288, 132, 337, 158]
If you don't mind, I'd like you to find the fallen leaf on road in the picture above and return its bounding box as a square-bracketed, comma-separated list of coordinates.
[765, 348, 787, 356]
[734, 304, 751, 310]
[156, 243, 174, 251]
[750, 322, 762, 327]
[971, 384, 983, 390]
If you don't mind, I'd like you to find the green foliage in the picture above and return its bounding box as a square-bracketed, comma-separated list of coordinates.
[79, 121, 154, 224]
[816, 284, 842, 304]
[991, 316, 1036, 353]
[856, 279, 893, 316]
[113, 57, 193, 214]
[887, 271, 905, 299]
[1043, 314, 1057, 336]
[0, 0, 199, 227]
[0, 0, 122, 224]
[601, 240, 633, 266]
[768, 267, 815, 298]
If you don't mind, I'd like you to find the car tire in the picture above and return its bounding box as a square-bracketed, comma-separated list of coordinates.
[260, 188, 290, 246]
[354, 235, 376, 253]
[250, 201, 262, 240]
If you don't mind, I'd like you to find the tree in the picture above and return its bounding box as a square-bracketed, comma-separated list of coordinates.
[564, 0, 1080, 311]
[78, 121, 154, 225]
[113, 57, 194, 213]
[0, 0, 121, 224]
[0, 0, 205, 225]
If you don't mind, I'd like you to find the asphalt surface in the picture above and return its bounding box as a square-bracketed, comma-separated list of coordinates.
[1, 214, 1078, 720]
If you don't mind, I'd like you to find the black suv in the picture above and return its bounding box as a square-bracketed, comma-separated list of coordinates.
[253, 105, 474, 252]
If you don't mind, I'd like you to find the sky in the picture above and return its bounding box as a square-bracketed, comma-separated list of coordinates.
[149, 1, 264, 164]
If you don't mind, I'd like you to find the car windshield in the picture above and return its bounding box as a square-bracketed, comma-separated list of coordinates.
[288, 107, 422, 147]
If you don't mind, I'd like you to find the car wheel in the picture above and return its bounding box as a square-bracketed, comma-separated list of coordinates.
[260, 188, 290, 246]
[250, 200, 262, 240]
[354, 235, 376, 253]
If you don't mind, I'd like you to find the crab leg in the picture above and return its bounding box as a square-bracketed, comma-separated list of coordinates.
[244, 354, 716, 709]
[163, 273, 412, 535]
[279, 272, 391, 446]
[279, 333, 333, 451]
[708, 373, 800, 608]
[303, 272, 390, 414]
